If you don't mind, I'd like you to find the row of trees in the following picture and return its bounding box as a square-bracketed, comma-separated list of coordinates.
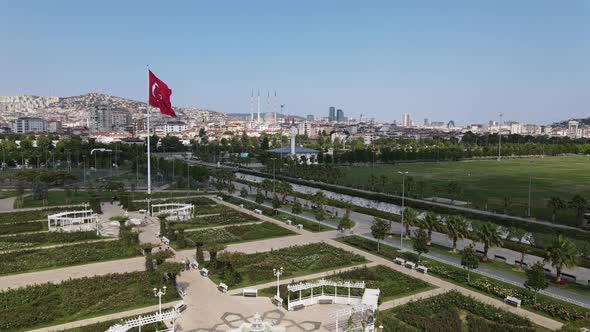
[370, 209, 581, 284]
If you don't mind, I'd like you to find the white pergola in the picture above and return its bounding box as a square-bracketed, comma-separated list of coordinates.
[151, 203, 194, 221]
[106, 309, 178, 332]
[286, 278, 366, 311]
[47, 208, 98, 233]
[329, 303, 376, 332]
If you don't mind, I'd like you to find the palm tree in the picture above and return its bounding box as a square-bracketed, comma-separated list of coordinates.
[547, 197, 566, 223]
[508, 227, 529, 270]
[568, 195, 588, 227]
[402, 207, 418, 238]
[445, 215, 469, 252]
[476, 223, 503, 262]
[544, 235, 579, 283]
[421, 212, 439, 245]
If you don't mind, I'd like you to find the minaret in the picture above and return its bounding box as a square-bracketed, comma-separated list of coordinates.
[257, 90, 261, 123]
[250, 90, 254, 122]
[266, 92, 271, 124]
[273, 91, 277, 124]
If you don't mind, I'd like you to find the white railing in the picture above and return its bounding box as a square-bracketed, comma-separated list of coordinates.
[288, 294, 363, 310]
[106, 309, 178, 332]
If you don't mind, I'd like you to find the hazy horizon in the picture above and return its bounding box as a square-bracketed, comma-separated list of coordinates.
[1, 1, 588, 125]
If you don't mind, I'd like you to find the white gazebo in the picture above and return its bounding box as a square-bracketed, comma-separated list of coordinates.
[330, 304, 376, 332]
[286, 278, 368, 311]
[47, 208, 98, 233]
[151, 203, 194, 221]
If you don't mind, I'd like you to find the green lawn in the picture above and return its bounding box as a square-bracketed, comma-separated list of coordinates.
[206, 242, 368, 288]
[257, 265, 435, 305]
[0, 270, 180, 331]
[175, 222, 297, 248]
[334, 156, 590, 226]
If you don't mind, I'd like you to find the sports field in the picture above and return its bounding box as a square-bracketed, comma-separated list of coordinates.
[336, 156, 590, 226]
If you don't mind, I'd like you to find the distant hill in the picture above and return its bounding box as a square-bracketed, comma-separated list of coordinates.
[552, 117, 590, 127]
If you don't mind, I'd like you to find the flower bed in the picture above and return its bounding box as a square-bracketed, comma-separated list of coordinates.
[0, 270, 180, 331]
[0, 208, 62, 224]
[378, 291, 534, 332]
[181, 222, 295, 246]
[0, 221, 44, 235]
[0, 231, 102, 251]
[170, 210, 257, 231]
[210, 242, 367, 288]
[0, 239, 141, 275]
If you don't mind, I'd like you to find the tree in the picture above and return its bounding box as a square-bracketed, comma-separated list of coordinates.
[204, 242, 227, 269]
[568, 195, 588, 227]
[338, 209, 355, 232]
[413, 228, 429, 263]
[240, 188, 248, 198]
[461, 244, 479, 282]
[503, 196, 511, 214]
[271, 194, 281, 214]
[445, 215, 469, 252]
[402, 207, 418, 238]
[525, 261, 549, 303]
[292, 201, 303, 215]
[371, 217, 389, 252]
[476, 223, 503, 262]
[421, 212, 439, 245]
[547, 196, 566, 223]
[255, 191, 265, 204]
[544, 235, 579, 283]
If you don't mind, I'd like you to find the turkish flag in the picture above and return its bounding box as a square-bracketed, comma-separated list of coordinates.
[148, 70, 176, 117]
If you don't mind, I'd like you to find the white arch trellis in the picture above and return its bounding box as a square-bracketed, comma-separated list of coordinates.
[151, 203, 194, 221]
[47, 208, 98, 233]
[286, 279, 366, 310]
[106, 309, 178, 332]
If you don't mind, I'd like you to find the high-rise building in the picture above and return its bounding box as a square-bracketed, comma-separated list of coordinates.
[306, 114, 314, 122]
[111, 109, 131, 130]
[401, 113, 411, 127]
[88, 103, 112, 133]
[423, 118, 429, 126]
[329, 107, 336, 122]
[336, 109, 344, 122]
[14, 117, 47, 133]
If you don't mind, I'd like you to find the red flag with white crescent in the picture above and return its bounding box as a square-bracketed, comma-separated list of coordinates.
[148, 70, 176, 117]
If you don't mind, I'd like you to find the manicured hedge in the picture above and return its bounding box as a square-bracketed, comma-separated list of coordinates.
[181, 222, 295, 246]
[0, 221, 44, 235]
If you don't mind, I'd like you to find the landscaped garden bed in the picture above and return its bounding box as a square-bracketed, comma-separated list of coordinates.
[338, 235, 590, 322]
[0, 269, 181, 331]
[0, 239, 141, 275]
[0, 231, 103, 251]
[179, 222, 296, 247]
[208, 242, 368, 288]
[170, 210, 258, 230]
[257, 265, 434, 305]
[377, 291, 535, 332]
[60, 311, 167, 332]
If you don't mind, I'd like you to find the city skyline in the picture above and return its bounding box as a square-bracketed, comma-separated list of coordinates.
[0, 1, 589, 124]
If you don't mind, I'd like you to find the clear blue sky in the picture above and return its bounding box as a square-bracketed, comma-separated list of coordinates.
[1, 1, 588, 124]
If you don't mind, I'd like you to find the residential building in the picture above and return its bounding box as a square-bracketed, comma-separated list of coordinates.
[14, 117, 47, 133]
[329, 107, 336, 122]
[88, 103, 112, 133]
[336, 109, 344, 123]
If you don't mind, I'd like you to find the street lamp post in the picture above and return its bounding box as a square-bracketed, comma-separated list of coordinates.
[153, 286, 167, 314]
[271, 158, 277, 194]
[273, 267, 283, 299]
[398, 171, 408, 251]
[498, 113, 503, 161]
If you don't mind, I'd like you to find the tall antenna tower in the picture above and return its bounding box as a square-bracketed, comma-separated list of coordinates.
[266, 92, 271, 124]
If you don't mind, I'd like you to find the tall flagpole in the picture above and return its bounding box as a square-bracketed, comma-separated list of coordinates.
[146, 65, 152, 195]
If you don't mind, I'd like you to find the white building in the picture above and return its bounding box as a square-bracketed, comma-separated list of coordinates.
[14, 117, 47, 133]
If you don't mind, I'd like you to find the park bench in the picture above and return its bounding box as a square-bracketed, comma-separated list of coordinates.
[240, 204, 244, 208]
[190, 261, 199, 270]
[286, 220, 292, 225]
[394, 257, 405, 265]
[176, 285, 187, 297]
[254, 209, 262, 214]
[242, 288, 258, 297]
[416, 265, 428, 274]
[218, 283, 228, 293]
[138, 209, 147, 214]
[318, 299, 333, 304]
[494, 255, 507, 261]
[272, 295, 283, 306]
[505, 296, 522, 307]
[297, 224, 303, 230]
[201, 268, 209, 277]
[292, 304, 305, 311]
[161, 236, 170, 245]
[404, 261, 416, 269]
[174, 302, 187, 313]
[216, 196, 224, 201]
